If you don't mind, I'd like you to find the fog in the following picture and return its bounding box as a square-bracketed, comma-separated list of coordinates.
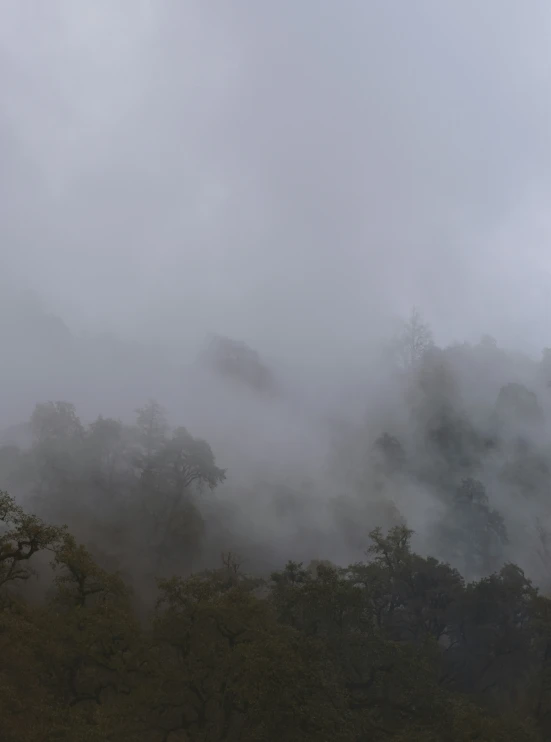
[1, 2, 551, 583]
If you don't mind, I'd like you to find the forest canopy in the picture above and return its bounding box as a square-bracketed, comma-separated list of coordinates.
[0, 490, 547, 741]
[2, 308, 551, 740]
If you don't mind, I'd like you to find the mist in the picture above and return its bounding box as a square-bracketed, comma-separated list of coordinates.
[1, 1, 551, 586]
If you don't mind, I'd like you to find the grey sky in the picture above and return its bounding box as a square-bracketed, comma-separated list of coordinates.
[1, 0, 550, 367]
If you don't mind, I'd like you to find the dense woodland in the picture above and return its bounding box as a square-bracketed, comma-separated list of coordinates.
[3, 309, 551, 739]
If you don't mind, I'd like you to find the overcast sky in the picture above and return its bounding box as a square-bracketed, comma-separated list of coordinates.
[1, 0, 550, 367]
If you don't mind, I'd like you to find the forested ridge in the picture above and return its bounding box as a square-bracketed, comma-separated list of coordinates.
[1, 0, 548, 736]
[3, 312, 551, 740]
[1, 487, 549, 741]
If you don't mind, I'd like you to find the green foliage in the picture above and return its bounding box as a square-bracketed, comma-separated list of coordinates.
[4, 400, 227, 582]
[0, 493, 547, 740]
[0, 489, 66, 588]
[2, 365, 551, 739]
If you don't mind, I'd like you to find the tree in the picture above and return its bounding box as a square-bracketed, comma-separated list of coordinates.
[151, 565, 352, 741]
[270, 534, 469, 740]
[82, 416, 130, 499]
[350, 525, 464, 645]
[30, 401, 84, 445]
[0, 490, 66, 591]
[437, 478, 508, 577]
[26, 402, 86, 508]
[500, 438, 550, 500]
[134, 400, 170, 469]
[200, 333, 277, 395]
[445, 564, 537, 709]
[530, 593, 551, 738]
[48, 536, 145, 734]
[394, 307, 434, 373]
[373, 433, 406, 475]
[494, 383, 544, 430]
[157, 427, 227, 497]
[132, 412, 227, 578]
[0, 495, 545, 740]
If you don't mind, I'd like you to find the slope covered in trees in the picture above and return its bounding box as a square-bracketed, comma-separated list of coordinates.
[3, 308, 551, 738]
[0, 490, 547, 741]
